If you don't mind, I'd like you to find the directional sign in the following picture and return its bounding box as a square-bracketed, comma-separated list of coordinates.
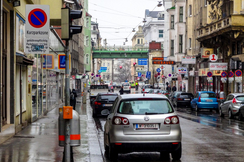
[100, 67, 107, 70]
[221, 71, 227, 78]
[156, 68, 161, 73]
[58, 54, 71, 69]
[98, 70, 102, 73]
[138, 72, 142, 77]
[25, 5, 50, 38]
[207, 72, 212, 77]
[228, 71, 234, 77]
[235, 70, 242, 77]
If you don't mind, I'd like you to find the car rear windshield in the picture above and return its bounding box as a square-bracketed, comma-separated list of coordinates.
[180, 93, 194, 98]
[236, 96, 244, 101]
[90, 85, 108, 89]
[117, 100, 173, 115]
[98, 95, 118, 101]
[200, 93, 216, 98]
[123, 83, 129, 86]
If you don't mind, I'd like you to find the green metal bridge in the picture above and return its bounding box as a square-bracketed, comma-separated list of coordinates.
[92, 46, 149, 59]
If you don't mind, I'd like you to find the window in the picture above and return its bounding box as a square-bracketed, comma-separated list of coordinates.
[179, 7, 183, 22]
[189, 5, 192, 16]
[103, 75, 105, 79]
[93, 26, 96, 30]
[204, 0, 208, 6]
[103, 63, 105, 66]
[16, 13, 25, 53]
[86, 18, 89, 27]
[171, 15, 174, 29]
[137, 39, 140, 44]
[141, 39, 143, 44]
[159, 30, 164, 38]
[237, 41, 242, 54]
[179, 35, 183, 53]
[171, 40, 174, 56]
[86, 36, 89, 46]
[86, 54, 89, 64]
[108, 63, 110, 66]
[161, 43, 164, 49]
[189, 38, 191, 49]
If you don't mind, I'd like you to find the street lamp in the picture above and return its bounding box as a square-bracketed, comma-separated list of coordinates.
[143, 18, 146, 23]
[157, 1, 162, 7]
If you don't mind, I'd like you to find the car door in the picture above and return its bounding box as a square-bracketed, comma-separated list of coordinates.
[222, 95, 234, 114]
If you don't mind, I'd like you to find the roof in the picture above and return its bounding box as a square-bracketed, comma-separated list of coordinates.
[120, 94, 168, 99]
[230, 93, 244, 96]
[86, 12, 92, 17]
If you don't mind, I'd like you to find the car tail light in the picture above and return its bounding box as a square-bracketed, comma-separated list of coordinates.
[177, 98, 183, 101]
[129, 86, 131, 89]
[112, 116, 130, 125]
[198, 97, 201, 102]
[164, 116, 179, 124]
[94, 102, 101, 105]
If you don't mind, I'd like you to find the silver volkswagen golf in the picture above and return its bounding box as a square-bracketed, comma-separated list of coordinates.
[104, 94, 182, 161]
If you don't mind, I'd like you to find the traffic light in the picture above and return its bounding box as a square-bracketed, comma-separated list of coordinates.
[61, 7, 82, 40]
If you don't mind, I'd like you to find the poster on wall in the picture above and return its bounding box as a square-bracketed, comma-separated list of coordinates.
[178, 67, 187, 74]
[201, 48, 214, 58]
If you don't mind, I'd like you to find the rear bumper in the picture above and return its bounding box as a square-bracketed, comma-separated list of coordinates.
[112, 142, 181, 153]
[94, 106, 112, 115]
[177, 101, 191, 106]
[197, 102, 218, 109]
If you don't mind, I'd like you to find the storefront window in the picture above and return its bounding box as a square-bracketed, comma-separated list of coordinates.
[32, 57, 37, 121]
[38, 56, 43, 117]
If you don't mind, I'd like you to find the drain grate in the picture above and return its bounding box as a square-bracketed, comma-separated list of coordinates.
[13, 135, 35, 138]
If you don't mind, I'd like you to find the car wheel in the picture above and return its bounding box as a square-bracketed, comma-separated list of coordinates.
[228, 109, 233, 119]
[219, 107, 224, 117]
[108, 141, 118, 161]
[171, 143, 182, 160]
[195, 105, 199, 112]
[238, 112, 243, 121]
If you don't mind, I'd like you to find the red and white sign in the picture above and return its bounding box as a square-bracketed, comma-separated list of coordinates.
[182, 56, 196, 64]
[72, 75, 75, 79]
[209, 54, 218, 62]
[209, 63, 228, 70]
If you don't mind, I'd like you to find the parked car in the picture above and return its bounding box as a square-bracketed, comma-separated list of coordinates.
[138, 81, 145, 88]
[91, 93, 118, 117]
[158, 83, 165, 89]
[104, 94, 182, 161]
[143, 88, 153, 93]
[219, 93, 244, 119]
[191, 91, 218, 112]
[171, 92, 194, 107]
[122, 83, 131, 93]
[141, 84, 153, 93]
[169, 91, 182, 103]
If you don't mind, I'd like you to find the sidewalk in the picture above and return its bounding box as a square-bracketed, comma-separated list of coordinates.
[0, 95, 104, 162]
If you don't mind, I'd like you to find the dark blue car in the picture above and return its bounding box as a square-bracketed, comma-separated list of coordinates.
[191, 91, 218, 111]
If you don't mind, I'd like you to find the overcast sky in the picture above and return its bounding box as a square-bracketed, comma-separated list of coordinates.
[88, 0, 164, 47]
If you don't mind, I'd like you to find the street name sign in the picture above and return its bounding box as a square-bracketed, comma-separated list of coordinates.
[25, 5, 50, 54]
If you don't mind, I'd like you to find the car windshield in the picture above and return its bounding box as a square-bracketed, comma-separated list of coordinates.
[118, 100, 173, 115]
[200, 93, 216, 98]
[236, 96, 244, 101]
[99, 95, 118, 101]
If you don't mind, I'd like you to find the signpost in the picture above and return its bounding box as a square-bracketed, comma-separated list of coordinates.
[156, 68, 161, 73]
[25, 5, 50, 54]
[146, 71, 151, 79]
[138, 72, 142, 77]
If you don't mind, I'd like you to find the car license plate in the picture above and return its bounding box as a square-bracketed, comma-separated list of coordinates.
[206, 100, 213, 102]
[135, 124, 158, 129]
[184, 99, 190, 100]
[103, 104, 112, 107]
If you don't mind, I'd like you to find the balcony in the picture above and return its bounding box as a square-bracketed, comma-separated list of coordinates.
[197, 15, 244, 42]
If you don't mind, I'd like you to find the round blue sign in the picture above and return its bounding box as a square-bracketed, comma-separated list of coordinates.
[228, 71, 234, 77]
[207, 72, 212, 77]
[235, 70, 242, 77]
[28, 9, 47, 28]
[221, 71, 227, 78]
[96, 74, 98, 77]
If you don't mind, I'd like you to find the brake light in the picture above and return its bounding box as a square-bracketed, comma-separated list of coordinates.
[94, 102, 101, 105]
[112, 116, 130, 125]
[177, 98, 183, 101]
[232, 98, 237, 104]
[198, 97, 201, 102]
[164, 116, 179, 124]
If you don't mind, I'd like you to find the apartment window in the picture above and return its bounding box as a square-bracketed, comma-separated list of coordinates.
[237, 41, 242, 54]
[103, 75, 105, 79]
[179, 35, 183, 53]
[137, 39, 140, 44]
[86, 18, 89, 27]
[103, 63, 105, 66]
[189, 38, 191, 49]
[179, 7, 183, 22]
[107, 68, 109, 72]
[108, 63, 110, 66]
[189, 5, 192, 16]
[86, 36, 89, 46]
[93, 26, 96, 30]
[204, 0, 208, 6]
[171, 40, 174, 56]
[141, 39, 143, 44]
[159, 30, 164, 38]
[86, 54, 89, 64]
[171, 15, 174, 29]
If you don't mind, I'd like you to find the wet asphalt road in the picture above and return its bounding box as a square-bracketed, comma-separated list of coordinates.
[92, 88, 244, 162]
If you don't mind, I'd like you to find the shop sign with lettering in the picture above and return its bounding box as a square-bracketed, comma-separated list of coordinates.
[209, 63, 228, 70]
[182, 56, 196, 64]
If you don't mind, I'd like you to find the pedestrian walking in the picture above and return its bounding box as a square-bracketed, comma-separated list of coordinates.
[119, 86, 124, 95]
[167, 85, 171, 92]
[70, 89, 77, 110]
[172, 85, 177, 92]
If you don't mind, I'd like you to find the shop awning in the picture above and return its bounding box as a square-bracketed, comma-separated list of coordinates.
[16, 53, 34, 65]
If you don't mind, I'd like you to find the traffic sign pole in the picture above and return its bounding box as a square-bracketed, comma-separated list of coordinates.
[64, 40, 71, 162]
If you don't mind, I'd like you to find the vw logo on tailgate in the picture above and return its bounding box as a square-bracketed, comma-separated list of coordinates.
[144, 116, 150, 121]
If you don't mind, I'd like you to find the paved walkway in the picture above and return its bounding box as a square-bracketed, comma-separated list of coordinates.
[0, 95, 103, 162]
